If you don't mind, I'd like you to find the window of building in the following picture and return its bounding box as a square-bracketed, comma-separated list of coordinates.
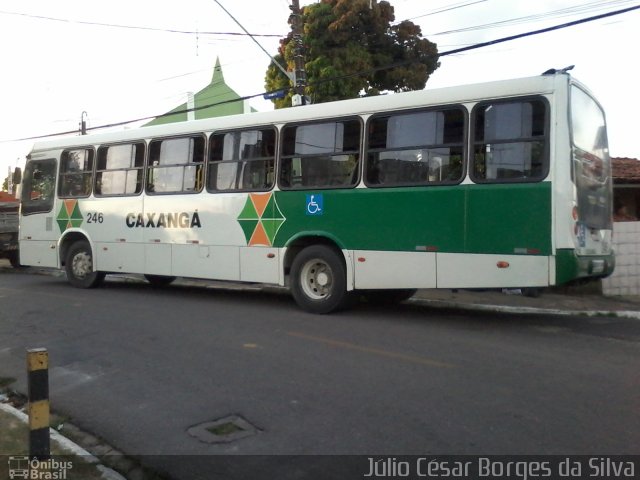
[279, 119, 361, 189]
[208, 128, 276, 192]
[58, 148, 94, 198]
[147, 136, 205, 194]
[95, 143, 145, 196]
[472, 98, 548, 182]
[365, 108, 465, 186]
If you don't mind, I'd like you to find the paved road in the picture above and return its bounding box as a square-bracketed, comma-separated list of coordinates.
[0, 270, 639, 478]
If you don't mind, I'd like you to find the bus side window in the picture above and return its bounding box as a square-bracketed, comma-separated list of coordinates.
[471, 99, 548, 183]
[365, 108, 465, 187]
[279, 120, 361, 190]
[95, 143, 145, 196]
[207, 128, 276, 192]
[58, 149, 94, 198]
[147, 136, 205, 194]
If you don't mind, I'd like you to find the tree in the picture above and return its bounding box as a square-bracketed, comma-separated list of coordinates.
[264, 0, 439, 108]
[2, 175, 8, 192]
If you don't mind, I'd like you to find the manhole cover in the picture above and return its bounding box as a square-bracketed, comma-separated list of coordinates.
[187, 415, 259, 444]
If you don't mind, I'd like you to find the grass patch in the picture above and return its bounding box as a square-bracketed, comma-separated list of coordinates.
[0, 408, 105, 479]
[207, 421, 245, 436]
[0, 377, 16, 388]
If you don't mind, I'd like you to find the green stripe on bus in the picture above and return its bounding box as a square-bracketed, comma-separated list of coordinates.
[274, 182, 552, 255]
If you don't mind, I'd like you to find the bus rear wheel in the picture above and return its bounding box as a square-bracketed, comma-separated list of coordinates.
[144, 274, 176, 287]
[7, 251, 21, 269]
[361, 289, 417, 304]
[65, 240, 105, 288]
[290, 245, 350, 314]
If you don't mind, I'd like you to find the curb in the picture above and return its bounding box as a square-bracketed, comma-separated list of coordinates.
[0, 401, 126, 480]
[408, 297, 640, 320]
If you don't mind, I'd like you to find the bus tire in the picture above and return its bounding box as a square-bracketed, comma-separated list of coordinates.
[521, 287, 541, 298]
[144, 274, 176, 287]
[8, 251, 21, 269]
[290, 245, 350, 314]
[65, 240, 105, 289]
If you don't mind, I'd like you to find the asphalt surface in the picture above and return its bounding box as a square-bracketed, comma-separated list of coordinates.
[0, 266, 639, 479]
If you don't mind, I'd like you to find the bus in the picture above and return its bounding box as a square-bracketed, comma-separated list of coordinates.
[18, 71, 614, 313]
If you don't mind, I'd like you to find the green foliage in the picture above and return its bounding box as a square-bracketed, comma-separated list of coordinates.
[264, 0, 439, 108]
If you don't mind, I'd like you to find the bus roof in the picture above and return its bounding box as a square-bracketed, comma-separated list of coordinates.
[29, 73, 573, 154]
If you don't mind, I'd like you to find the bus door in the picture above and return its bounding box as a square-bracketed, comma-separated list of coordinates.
[19, 157, 59, 267]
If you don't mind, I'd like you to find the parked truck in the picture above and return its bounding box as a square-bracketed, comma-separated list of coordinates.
[0, 198, 19, 267]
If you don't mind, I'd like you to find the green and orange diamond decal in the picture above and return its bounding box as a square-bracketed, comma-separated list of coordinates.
[57, 199, 83, 233]
[237, 193, 285, 246]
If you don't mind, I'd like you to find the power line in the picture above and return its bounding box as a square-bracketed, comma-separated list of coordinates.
[439, 3, 640, 55]
[425, 0, 637, 36]
[0, 9, 282, 37]
[212, 0, 292, 81]
[402, 0, 488, 22]
[3, 3, 639, 144]
[0, 0, 490, 40]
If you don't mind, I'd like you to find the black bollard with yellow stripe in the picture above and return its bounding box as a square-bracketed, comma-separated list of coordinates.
[27, 348, 50, 459]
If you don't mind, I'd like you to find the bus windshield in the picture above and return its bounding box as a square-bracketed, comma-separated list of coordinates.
[570, 85, 612, 230]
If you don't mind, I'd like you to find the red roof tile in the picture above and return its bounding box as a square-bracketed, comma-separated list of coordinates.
[0, 191, 17, 202]
[612, 157, 640, 184]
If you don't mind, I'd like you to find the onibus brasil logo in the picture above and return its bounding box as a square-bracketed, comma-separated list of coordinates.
[8, 456, 73, 479]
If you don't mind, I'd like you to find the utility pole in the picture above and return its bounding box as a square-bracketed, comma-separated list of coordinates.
[79, 111, 87, 135]
[290, 0, 308, 106]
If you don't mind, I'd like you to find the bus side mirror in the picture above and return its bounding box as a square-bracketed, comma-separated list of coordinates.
[12, 167, 22, 185]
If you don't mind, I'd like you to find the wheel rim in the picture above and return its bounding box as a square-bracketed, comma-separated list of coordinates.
[71, 251, 93, 279]
[300, 258, 333, 300]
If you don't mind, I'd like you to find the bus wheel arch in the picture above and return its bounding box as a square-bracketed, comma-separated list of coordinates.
[283, 235, 344, 283]
[285, 237, 352, 314]
[62, 236, 105, 288]
[59, 232, 91, 267]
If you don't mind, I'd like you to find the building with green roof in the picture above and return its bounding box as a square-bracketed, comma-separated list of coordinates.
[144, 58, 256, 126]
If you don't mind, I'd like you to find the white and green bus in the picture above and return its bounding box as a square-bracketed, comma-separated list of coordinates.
[19, 71, 614, 313]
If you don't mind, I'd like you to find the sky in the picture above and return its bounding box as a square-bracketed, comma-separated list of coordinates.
[0, 0, 638, 179]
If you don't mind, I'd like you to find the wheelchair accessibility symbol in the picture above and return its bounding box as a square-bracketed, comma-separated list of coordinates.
[306, 194, 323, 216]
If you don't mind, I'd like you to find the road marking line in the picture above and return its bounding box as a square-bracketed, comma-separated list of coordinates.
[286, 331, 455, 369]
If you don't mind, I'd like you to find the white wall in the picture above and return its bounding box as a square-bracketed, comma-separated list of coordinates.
[602, 221, 640, 296]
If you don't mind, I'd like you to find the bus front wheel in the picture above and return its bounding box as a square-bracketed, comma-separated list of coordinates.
[65, 240, 105, 288]
[290, 245, 350, 314]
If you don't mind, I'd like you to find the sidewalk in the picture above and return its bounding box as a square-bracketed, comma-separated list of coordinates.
[410, 287, 640, 319]
[0, 399, 126, 480]
[0, 393, 168, 480]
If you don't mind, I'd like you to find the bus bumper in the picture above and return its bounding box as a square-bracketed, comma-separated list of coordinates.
[555, 249, 615, 285]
